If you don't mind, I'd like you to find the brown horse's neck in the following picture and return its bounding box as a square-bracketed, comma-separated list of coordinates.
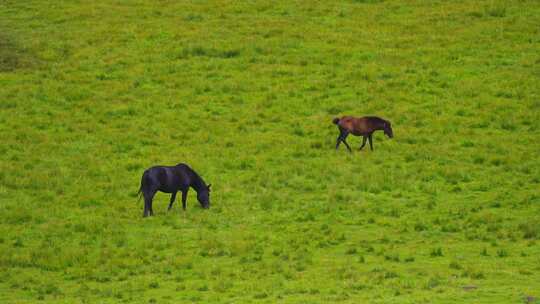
[365, 116, 386, 131]
[374, 119, 387, 131]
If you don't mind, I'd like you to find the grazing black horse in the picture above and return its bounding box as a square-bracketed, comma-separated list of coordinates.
[138, 163, 211, 217]
[333, 115, 393, 152]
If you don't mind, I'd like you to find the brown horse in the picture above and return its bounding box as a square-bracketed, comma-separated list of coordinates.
[333, 116, 393, 152]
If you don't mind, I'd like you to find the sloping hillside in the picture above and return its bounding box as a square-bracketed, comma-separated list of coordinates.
[0, 1, 539, 303]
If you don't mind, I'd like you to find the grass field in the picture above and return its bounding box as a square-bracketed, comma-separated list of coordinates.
[1, 0, 539, 303]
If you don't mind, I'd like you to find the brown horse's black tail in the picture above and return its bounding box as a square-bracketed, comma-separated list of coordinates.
[332, 117, 340, 125]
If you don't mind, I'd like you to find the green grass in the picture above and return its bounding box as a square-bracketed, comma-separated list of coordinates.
[1, 0, 539, 303]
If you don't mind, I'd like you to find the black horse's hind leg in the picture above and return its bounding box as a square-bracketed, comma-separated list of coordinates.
[359, 136, 367, 150]
[181, 189, 188, 211]
[143, 195, 150, 217]
[168, 192, 177, 211]
[368, 134, 374, 151]
[143, 189, 156, 217]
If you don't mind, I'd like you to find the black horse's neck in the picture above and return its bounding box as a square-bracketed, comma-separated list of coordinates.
[189, 169, 207, 193]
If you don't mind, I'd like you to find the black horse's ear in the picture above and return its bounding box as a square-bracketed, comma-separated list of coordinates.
[207, 184, 212, 190]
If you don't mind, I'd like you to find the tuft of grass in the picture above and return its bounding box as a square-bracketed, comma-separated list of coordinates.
[485, 5, 507, 18]
[449, 261, 462, 270]
[0, 31, 38, 72]
[497, 249, 509, 258]
[430, 247, 444, 257]
[425, 276, 441, 290]
[178, 46, 242, 59]
[519, 221, 539, 240]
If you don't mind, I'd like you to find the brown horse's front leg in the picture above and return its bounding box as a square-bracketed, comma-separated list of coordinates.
[342, 139, 352, 152]
[368, 134, 373, 151]
[359, 136, 367, 150]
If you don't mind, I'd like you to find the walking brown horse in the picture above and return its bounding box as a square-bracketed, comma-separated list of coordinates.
[333, 116, 393, 152]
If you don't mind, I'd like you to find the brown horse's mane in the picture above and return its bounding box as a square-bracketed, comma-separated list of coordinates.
[364, 116, 388, 125]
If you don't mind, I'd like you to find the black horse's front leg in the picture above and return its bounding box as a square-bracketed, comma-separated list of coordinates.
[181, 189, 188, 211]
[168, 192, 177, 210]
[359, 136, 367, 150]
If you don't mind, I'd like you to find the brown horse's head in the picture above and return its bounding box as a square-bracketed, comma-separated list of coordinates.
[383, 121, 393, 138]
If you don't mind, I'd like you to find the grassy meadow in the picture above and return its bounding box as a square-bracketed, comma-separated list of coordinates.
[1, 0, 539, 303]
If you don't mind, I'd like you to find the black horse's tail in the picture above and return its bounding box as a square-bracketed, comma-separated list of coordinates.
[137, 187, 143, 202]
[332, 117, 340, 125]
[137, 172, 146, 203]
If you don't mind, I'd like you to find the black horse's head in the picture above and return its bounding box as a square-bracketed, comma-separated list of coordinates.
[197, 184, 211, 209]
[383, 121, 393, 138]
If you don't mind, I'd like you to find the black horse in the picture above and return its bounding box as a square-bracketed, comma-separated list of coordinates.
[138, 163, 211, 217]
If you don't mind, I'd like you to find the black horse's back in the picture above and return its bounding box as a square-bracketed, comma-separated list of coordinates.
[140, 166, 163, 189]
[175, 163, 195, 175]
[156, 167, 171, 190]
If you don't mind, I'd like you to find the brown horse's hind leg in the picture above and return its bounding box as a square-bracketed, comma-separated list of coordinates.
[336, 135, 342, 150]
[335, 130, 343, 150]
[336, 129, 352, 152]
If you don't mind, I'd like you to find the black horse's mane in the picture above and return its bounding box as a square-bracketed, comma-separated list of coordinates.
[176, 163, 207, 191]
